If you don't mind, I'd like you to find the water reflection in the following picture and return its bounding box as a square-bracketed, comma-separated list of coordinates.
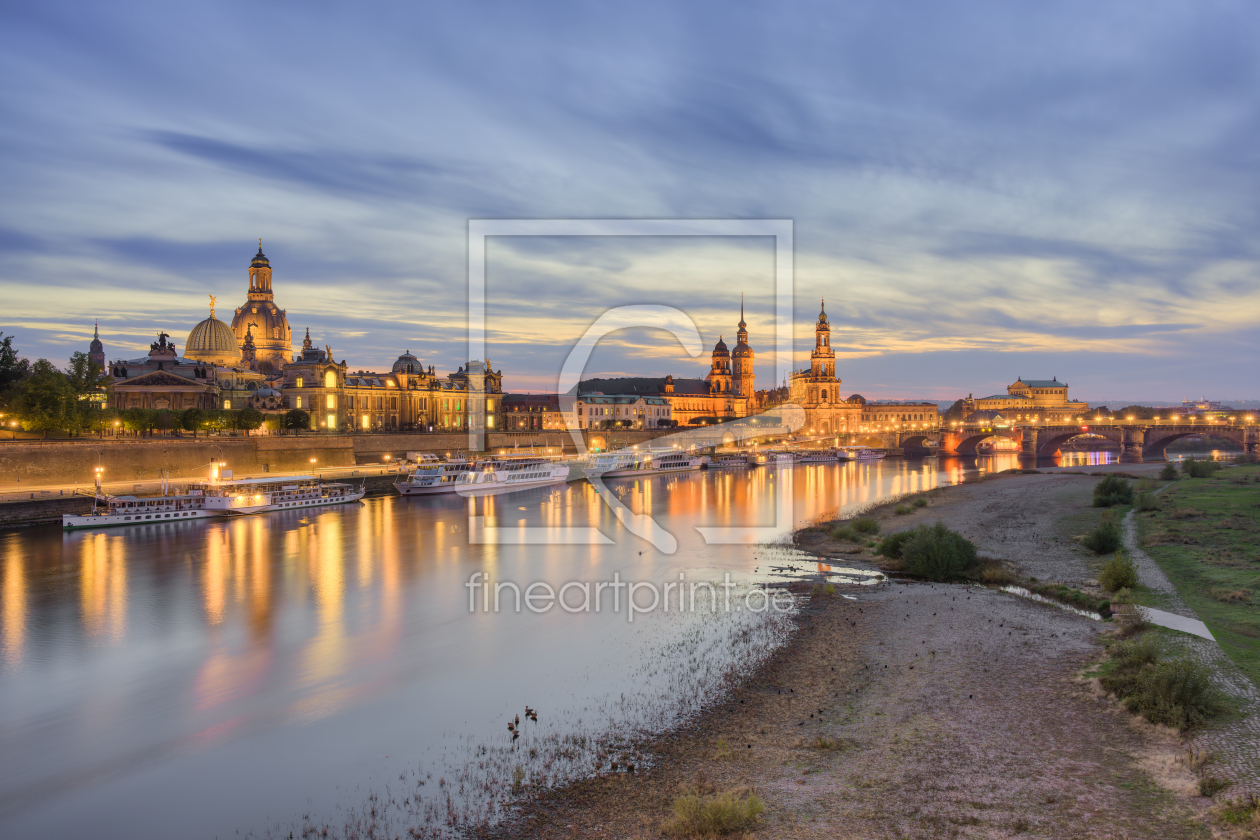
[0, 459, 970, 839]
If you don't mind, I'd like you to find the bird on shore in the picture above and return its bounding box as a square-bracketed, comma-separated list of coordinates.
[515, 714, 520, 726]
[508, 722, 515, 732]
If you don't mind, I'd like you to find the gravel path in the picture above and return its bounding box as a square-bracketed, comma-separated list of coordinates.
[1124, 505, 1260, 800]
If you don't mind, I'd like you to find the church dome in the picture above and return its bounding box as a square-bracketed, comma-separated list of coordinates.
[392, 351, 422, 374]
[848, 394, 866, 404]
[185, 314, 241, 366]
[732, 342, 753, 358]
[712, 336, 729, 357]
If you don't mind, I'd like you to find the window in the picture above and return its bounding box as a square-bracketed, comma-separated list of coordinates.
[390, 397, 397, 410]
[325, 370, 336, 388]
[295, 376, 304, 388]
[223, 399, 231, 409]
[295, 396, 303, 409]
[361, 414, 370, 429]
[376, 397, 383, 410]
[327, 413, 336, 429]
[326, 395, 335, 409]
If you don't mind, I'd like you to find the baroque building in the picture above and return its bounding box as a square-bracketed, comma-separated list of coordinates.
[788, 301, 853, 434]
[963, 378, 1089, 423]
[230, 243, 293, 374]
[278, 331, 504, 432]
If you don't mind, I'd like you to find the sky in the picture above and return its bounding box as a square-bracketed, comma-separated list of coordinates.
[0, 0, 1257, 402]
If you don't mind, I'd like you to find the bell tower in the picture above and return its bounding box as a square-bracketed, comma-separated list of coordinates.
[810, 300, 835, 380]
[731, 294, 756, 398]
[247, 239, 273, 300]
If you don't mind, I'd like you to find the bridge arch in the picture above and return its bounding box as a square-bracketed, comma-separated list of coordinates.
[948, 431, 1019, 456]
[1142, 429, 1244, 460]
[900, 434, 931, 451]
[1034, 430, 1121, 457]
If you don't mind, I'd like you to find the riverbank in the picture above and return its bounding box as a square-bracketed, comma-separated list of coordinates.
[510, 468, 1226, 838]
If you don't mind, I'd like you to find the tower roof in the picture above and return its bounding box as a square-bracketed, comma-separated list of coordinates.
[251, 240, 270, 268]
[89, 320, 103, 353]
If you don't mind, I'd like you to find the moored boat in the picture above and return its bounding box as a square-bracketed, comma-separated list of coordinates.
[454, 455, 570, 496]
[62, 474, 365, 530]
[583, 448, 704, 478]
[394, 455, 478, 496]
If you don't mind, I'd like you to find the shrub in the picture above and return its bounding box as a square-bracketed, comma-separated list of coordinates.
[1210, 588, 1250, 604]
[851, 517, 880, 535]
[1134, 491, 1160, 512]
[1181, 457, 1222, 478]
[876, 529, 916, 559]
[901, 522, 979, 581]
[665, 790, 765, 837]
[894, 505, 911, 515]
[1093, 475, 1134, 507]
[828, 525, 856, 542]
[1082, 512, 1123, 554]
[1099, 550, 1139, 592]
[1159, 463, 1179, 481]
[1101, 637, 1227, 730]
[912, 497, 928, 509]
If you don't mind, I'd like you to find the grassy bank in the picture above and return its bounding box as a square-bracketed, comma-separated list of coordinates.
[1136, 464, 1260, 686]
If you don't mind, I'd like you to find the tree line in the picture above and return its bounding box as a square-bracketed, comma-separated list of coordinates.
[0, 332, 311, 438]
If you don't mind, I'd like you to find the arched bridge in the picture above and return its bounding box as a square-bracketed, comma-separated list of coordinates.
[888, 422, 1259, 460]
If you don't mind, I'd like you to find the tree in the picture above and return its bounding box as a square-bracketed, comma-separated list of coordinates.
[237, 407, 264, 431]
[11, 359, 75, 438]
[283, 408, 310, 430]
[0, 333, 31, 392]
[154, 409, 179, 434]
[181, 407, 207, 437]
[65, 350, 107, 395]
[121, 407, 155, 435]
[943, 399, 969, 422]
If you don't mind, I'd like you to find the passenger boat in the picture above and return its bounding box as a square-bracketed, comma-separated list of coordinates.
[746, 452, 768, 466]
[840, 446, 886, 461]
[761, 450, 796, 465]
[62, 474, 365, 530]
[796, 449, 840, 463]
[709, 454, 751, 468]
[583, 448, 705, 478]
[454, 455, 570, 496]
[394, 455, 479, 496]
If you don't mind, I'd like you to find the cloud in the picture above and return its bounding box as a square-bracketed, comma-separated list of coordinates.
[0, 0, 1258, 398]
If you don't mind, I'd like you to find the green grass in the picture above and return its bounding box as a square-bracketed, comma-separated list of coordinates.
[1136, 463, 1260, 686]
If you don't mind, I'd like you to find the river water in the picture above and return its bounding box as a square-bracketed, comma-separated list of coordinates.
[0, 453, 1099, 839]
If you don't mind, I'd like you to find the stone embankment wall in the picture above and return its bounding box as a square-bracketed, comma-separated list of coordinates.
[0, 429, 673, 487]
[0, 496, 92, 528]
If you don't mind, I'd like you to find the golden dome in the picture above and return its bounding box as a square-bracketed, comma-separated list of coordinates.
[185, 313, 241, 366]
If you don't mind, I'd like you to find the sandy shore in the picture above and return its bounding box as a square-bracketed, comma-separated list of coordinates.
[507, 468, 1220, 839]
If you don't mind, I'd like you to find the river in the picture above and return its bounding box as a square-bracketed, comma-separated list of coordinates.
[0, 452, 1107, 838]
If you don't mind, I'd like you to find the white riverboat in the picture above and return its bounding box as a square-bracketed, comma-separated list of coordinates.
[454, 456, 570, 496]
[761, 450, 796, 466]
[709, 454, 751, 468]
[796, 449, 841, 463]
[583, 448, 705, 478]
[840, 446, 886, 461]
[746, 451, 768, 466]
[62, 474, 365, 530]
[394, 455, 479, 496]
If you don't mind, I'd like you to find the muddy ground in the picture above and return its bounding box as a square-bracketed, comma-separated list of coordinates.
[507, 469, 1219, 839]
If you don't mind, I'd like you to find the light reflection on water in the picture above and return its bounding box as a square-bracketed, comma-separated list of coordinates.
[0, 458, 992, 837]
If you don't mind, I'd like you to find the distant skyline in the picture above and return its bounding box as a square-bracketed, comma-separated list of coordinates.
[2, 1, 1258, 402]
